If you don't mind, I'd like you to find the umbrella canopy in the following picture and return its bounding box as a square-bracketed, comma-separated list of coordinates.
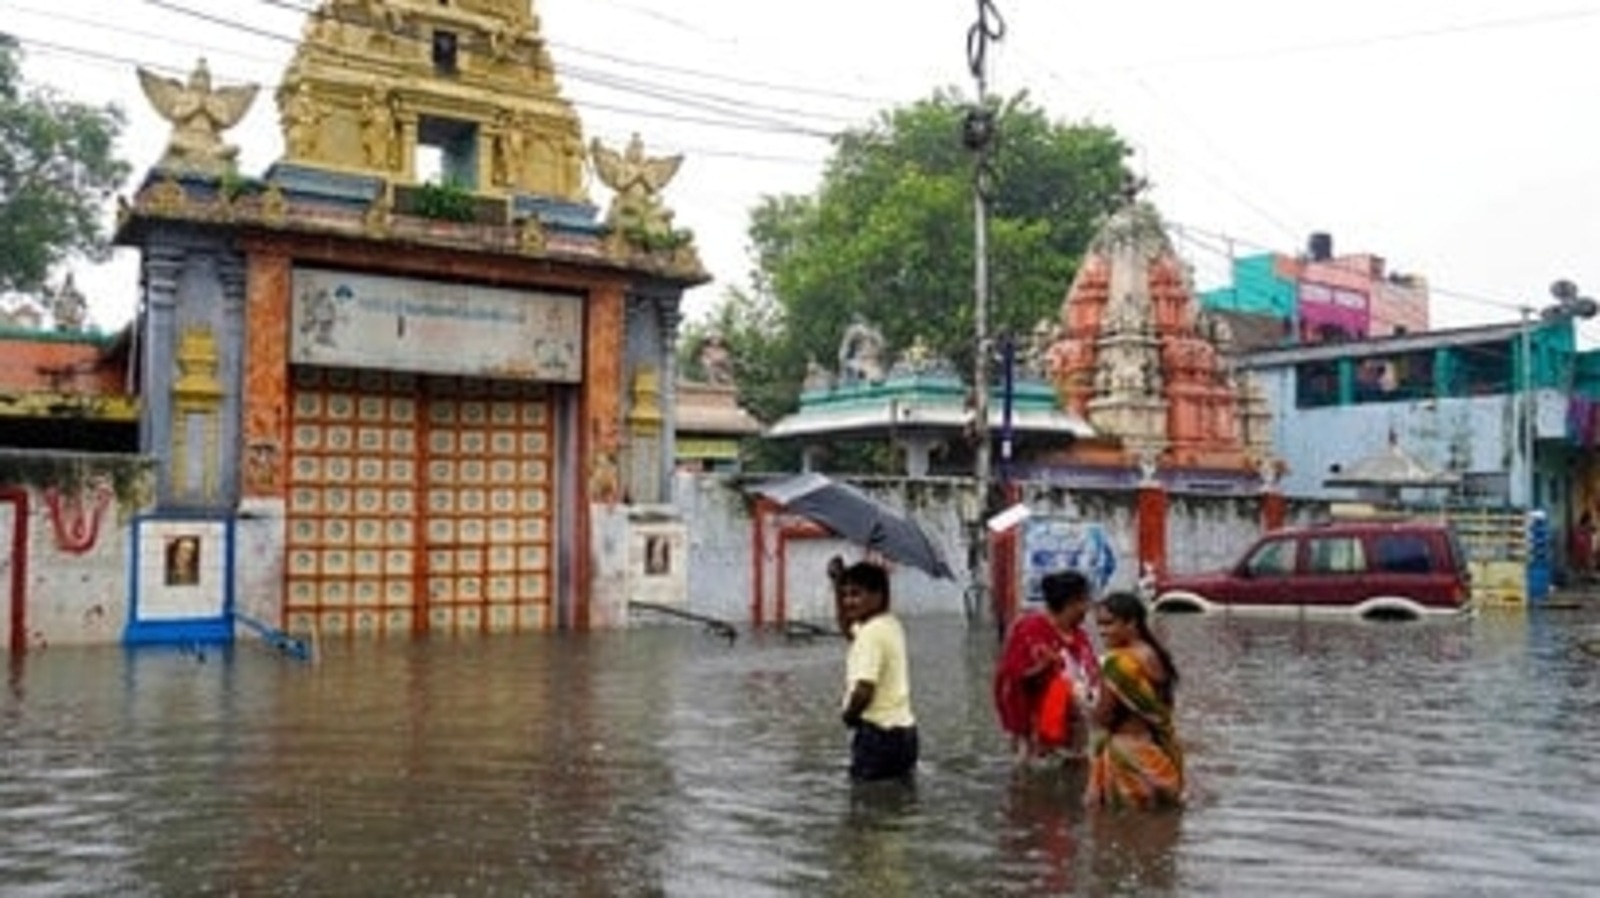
[751, 473, 955, 580]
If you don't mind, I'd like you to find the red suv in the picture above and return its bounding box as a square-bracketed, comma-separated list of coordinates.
[1152, 520, 1473, 620]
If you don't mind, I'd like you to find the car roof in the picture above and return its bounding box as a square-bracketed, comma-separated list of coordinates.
[1264, 520, 1453, 538]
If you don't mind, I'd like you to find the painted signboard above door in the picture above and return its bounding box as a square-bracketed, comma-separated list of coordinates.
[288, 268, 584, 383]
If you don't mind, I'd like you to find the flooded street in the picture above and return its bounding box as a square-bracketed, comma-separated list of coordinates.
[4, 607, 1600, 896]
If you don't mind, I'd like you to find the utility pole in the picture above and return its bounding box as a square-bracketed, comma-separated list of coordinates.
[963, 1, 1002, 624]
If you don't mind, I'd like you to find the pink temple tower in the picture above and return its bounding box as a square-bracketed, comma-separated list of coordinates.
[1046, 194, 1274, 479]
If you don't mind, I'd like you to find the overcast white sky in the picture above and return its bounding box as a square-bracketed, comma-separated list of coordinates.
[7, 0, 1600, 343]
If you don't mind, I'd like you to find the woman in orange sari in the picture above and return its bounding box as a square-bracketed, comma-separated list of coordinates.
[1087, 591, 1184, 809]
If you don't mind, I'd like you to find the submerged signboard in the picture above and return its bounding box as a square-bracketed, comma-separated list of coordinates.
[289, 268, 584, 382]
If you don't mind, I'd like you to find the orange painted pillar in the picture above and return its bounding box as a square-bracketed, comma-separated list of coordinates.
[578, 283, 627, 631]
[1136, 481, 1168, 584]
[991, 481, 1023, 634]
[1263, 490, 1287, 531]
[240, 249, 290, 503]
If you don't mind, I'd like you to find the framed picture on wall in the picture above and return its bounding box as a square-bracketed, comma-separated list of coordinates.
[645, 534, 671, 576]
[164, 535, 202, 587]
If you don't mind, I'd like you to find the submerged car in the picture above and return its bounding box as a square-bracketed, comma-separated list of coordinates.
[1152, 520, 1473, 621]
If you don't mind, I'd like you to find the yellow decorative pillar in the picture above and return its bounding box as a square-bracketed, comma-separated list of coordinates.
[626, 366, 664, 505]
[170, 327, 226, 502]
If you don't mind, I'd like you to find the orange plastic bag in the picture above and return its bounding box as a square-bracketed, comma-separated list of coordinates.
[1036, 674, 1074, 747]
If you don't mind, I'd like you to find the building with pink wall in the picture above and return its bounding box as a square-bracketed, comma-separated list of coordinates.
[1203, 233, 1431, 348]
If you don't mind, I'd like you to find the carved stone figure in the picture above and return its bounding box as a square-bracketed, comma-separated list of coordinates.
[281, 81, 324, 159]
[359, 88, 395, 170]
[1023, 318, 1060, 379]
[896, 336, 936, 375]
[137, 59, 259, 176]
[331, 0, 404, 32]
[48, 274, 88, 332]
[559, 133, 586, 198]
[516, 216, 545, 254]
[590, 133, 683, 243]
[589, 451, 622, 505]
[698, 334, 735, 387]
[493, 112, 527, 187]
[1137, 448, 1161, 484]
[803, 356, 834, 393]
[837, 316, 887, 386]
[1109, 353, 1145, 394]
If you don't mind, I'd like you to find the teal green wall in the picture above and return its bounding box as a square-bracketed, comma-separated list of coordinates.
[1198, 253, 1294, 319]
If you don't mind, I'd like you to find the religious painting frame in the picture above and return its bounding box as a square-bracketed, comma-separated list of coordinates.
[127, 515, 235, 645]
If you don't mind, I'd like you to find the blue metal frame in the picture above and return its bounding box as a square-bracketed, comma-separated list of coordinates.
[124, 513, 235, 646]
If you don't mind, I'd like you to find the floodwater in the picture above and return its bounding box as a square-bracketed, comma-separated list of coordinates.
[4, 606, 1600, 897]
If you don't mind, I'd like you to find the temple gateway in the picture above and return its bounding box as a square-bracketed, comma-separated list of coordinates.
[115, 0, 706, 641]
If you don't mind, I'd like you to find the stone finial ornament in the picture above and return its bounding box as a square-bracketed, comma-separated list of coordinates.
[591, 133, 684, 245]
[837, 316, 887, 386]
[137, 59, 260, 176]
[48, 274, 88, 332]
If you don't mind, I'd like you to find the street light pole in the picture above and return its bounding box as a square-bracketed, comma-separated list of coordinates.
[963, 1, 1002, 624]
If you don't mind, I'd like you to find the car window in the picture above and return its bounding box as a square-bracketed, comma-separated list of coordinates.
[1374, 533, 1434, 574]
[1245, 538, 1296, 576]
[1308, 536, 1367, 575]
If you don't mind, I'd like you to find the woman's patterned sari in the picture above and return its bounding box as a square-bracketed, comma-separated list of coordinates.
[1086, 648, 1184, 809]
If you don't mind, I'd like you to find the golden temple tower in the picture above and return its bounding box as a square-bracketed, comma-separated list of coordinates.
[276, 0, 586, 201]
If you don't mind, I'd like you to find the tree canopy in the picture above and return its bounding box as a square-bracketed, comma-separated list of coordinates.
[700, 89, 1133, 441]
[0, 35, 129, 295]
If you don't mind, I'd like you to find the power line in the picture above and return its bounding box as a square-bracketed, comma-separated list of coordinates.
[143, 0, 846, 137]
[1169, 218, 1524, 314]
[5, 4, 286, 67]
[6, 21, 841, 141]
[5, 31, 833, 163]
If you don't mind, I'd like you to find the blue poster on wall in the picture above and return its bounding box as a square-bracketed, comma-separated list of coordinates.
[1019, 516, 1118, 604]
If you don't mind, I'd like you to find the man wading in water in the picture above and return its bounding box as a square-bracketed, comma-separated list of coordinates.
[837, 561, 919, 782]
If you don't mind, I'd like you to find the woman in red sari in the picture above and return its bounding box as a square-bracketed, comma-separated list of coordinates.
[993, 570, 1101, 763]
[1087, 591, 1184, 810]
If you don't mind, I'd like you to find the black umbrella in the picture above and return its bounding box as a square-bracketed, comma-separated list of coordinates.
[751, 473, 955, 580]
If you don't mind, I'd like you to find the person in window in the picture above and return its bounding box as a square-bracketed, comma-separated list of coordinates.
[993, 570, 1100, 765]
[1087, 591, 1184, 810]
[837, 561, 918, 783]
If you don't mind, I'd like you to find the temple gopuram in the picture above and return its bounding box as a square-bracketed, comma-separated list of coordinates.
[114, 0, 706, 642]
[1044, 194, 1276, 488]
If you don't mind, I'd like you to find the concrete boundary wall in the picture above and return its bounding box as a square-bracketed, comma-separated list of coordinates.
[673, 472, 1310, 629]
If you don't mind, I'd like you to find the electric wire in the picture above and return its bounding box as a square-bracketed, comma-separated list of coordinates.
[130, 0, 850, 137]
[10, 0, 1590, 342]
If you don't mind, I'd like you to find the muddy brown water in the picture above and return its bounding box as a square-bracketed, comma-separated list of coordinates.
[3, 607, 1599, 896]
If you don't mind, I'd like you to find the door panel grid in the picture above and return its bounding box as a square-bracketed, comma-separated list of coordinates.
[285, 367, 555, 638]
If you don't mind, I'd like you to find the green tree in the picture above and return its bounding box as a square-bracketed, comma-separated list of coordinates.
[714, 89, 1132, 448]
[0, 35, 130, 294]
